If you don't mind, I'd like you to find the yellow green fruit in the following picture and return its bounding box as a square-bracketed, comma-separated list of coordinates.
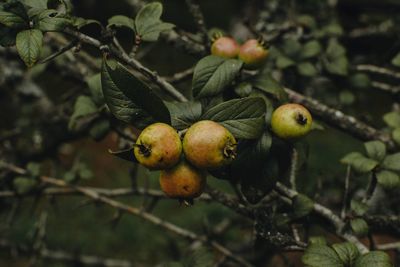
[270, 103, 313, 139]
[183, 120, 237, 169]
[159, 160, 206, 199]
[134, 123, 182, 170]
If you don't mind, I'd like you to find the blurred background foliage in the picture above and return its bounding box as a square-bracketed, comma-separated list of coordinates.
[1, 0, 400, 266]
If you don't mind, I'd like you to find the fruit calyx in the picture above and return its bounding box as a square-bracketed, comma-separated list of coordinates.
[296, 113, 308, 126]
[223, 142, 237, 160]
[135, 143, 151, 157]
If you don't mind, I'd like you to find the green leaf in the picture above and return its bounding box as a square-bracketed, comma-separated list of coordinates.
[71, 17, 101, 29]
[297, 61, 318, 77]
[350, 199, 368, 216]
[332, 242, 359, 266]
[350, 218, 369, 237]
[27, 162, 40, 176]
[108, 15, 134, 30]
[35, 9, 71, 32]
[251, 74, 288, 102]
[383, 111, 400, 128]
[324, 56, 348, 76]
[300, 40, 322, 59]
[339, 90, 355, 105]
[276, 55, 295, 69]
[16, 29, 43, 67]
[165, 101, 202, 130]
[392, 127, 400, 146]
[0, 10, 26, 28]
[86, 73, 104, 105]
[134, 2, 174, 42]
[391, 52, 400, 67]
[302, 245, 344, 267]
[309, 236, 327, 246]
[382, 153, 400, 171]
[68, 95, 98, 131]
[340, 152, 378, 173]
[349, 73, 370, 89]
[376, 170, 400, 190]
[293, 194, 314, 218]
[234, 82, 253, 97]
[282, 39, 302, 58]
[201, 97, 266, 139]
[324, 38, 348, 75]
[364, 141, 386, 161]
[22, 0, 48, 9]
[13, 177, 37, 194]
[355, 251, 393, 267]
[192, 55, 243, 98]
[101, 59, 170, 128]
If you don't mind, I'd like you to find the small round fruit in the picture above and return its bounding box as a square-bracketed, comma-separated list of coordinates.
[134, 123, 182, 170]
[183, 120, 237, 169]
[270, 104, 312, 139]
[239, 39, 269, 69]
[159, 161, 206, 199]
[211, 36, 240, 59]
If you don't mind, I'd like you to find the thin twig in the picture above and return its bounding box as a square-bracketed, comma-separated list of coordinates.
[362, 171, 377, 204]
[289, 148, 298, 191]
[356, 64, 400, 80]
[164, 67, 195, 84]
[371, 81, 400, 95]
[377, 242, 400, 251]
[39, 40, 78, 64]
[341, 165, 351, 219]
[185, 0, 209, 47]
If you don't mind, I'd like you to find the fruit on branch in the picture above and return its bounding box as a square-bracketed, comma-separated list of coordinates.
[134, 123, 182, 170]
[183, 120, 237, 169]
[211, 36, 240, 59]
[159, 160, 206, 199]
[270, 104, 313, 139]
[238, 39, 269, 69]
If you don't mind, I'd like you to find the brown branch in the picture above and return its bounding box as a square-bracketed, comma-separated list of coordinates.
[371, 81, 400, 95]
[0, 187, 211, 202]
[356, 64, 400, 80]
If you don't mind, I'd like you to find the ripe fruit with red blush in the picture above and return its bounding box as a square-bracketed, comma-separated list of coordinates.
[183, 120, 237, 169]
[211, 36, 240, 59]
[134, 123, 182, 170]
[239, 39, 269, 69]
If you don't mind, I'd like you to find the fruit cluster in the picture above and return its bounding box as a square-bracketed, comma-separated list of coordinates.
[211, 35, 269, 69]
[134, 120, 237, 202]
